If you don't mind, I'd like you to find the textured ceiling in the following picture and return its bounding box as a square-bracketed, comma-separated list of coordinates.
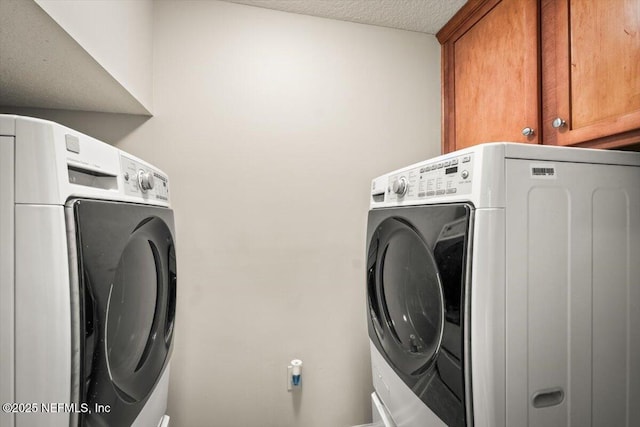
[221, 0, 468, 34]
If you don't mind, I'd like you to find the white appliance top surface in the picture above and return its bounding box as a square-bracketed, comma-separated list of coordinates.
[370, 143, 640, 210]
[501, 142, 640, 165]
[0, 114, 170, 207]
[385, 142, 640, 178]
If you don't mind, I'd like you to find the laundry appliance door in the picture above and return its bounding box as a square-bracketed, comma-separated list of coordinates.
[366, 203, 472, 427]
[71, 199, 176, 427]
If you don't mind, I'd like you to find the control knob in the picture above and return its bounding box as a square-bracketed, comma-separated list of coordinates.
[138, 170, 155, 192]
[392, 177, 408, 196]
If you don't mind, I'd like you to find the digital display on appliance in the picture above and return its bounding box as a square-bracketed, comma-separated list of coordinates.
[445, 166, 458, 175]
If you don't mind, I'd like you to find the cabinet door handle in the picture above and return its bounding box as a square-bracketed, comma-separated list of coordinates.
[552, 117, 567, 128]
[521, 127, 535, 136]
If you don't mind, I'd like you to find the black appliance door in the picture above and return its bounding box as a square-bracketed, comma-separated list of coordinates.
[72, 199, 177, 427]
[366, 203, 472, 427]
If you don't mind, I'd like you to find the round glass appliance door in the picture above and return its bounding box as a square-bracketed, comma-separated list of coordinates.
[371, 218, 444, 375]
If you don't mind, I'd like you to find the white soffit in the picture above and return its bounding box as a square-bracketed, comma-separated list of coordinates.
[0, 0, 150, 115]
[221, 0, 468, 34]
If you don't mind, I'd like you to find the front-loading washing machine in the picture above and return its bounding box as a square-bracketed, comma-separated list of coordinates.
[0, 115, 176, 427]
[366, 143, 640, 427]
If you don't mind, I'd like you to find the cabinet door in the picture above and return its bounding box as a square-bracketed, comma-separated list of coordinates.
[542, 0, 640, 148]
[439, 0, 539, 153]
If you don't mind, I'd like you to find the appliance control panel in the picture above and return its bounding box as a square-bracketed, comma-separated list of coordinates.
[121, 154, 169, 201]
[386, 153, 474, 202]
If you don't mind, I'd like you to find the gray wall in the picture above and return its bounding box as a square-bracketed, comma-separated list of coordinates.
[114, 1, 442, 426]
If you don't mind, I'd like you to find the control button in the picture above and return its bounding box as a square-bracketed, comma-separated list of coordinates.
[462, 155, 471, 163]
[392, 177, 408, 196]
[124, 172, 129, 181]
[446, 188, 458, 194]
[138, 170, 155, 192]
[65, 134, 80, 153]
[437, 163, 443, 169]
[451, 159, 458, 165]
[444, 161, 451, 167]
[426, 191, 435, 197]
[418, 192, 426, 198]
[461, 170, 469, 179]
[436, 189, 446, 195]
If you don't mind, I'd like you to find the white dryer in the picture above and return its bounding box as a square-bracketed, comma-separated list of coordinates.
[0, 115, 176, 427]
[366, 143, 640, 427]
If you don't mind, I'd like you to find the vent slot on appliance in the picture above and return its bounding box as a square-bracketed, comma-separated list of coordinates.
[68, 165, 118, 190]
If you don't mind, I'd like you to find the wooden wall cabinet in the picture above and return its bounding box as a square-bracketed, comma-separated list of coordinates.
[438, 0, 640, 153]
